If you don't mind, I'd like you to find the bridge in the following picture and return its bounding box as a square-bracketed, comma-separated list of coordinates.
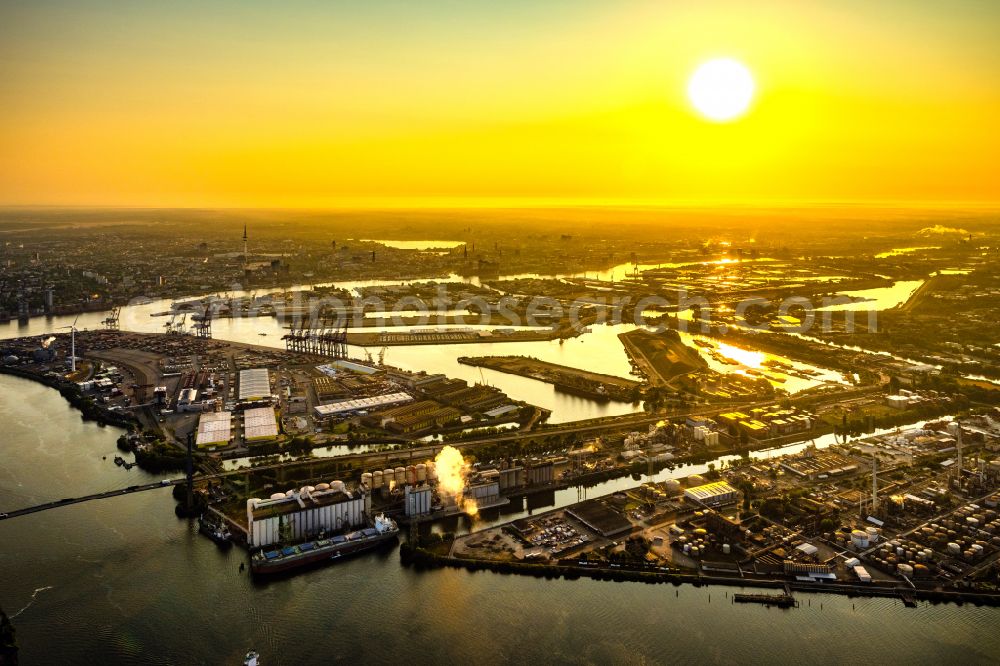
[0, 406, 690, 522]
[0, 478, 183, 521]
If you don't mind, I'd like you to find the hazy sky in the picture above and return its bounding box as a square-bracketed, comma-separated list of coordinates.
[1, 0, 998, 207]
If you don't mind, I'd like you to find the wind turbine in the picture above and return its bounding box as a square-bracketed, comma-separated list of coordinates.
[60, 315, 80, 373]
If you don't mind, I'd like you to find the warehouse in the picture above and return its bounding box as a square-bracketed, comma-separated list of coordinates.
[243, 406, 279, 442]
[566, 499, 632, 538]
[684, 481, 739, 506]
[318, 360, 379, 375]
[313, 392, 412, 418]
[238, 368, 271, 401]
[195, 411, 232, 448]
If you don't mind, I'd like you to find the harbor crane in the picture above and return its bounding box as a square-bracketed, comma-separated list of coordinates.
[102, 306, 121, 331]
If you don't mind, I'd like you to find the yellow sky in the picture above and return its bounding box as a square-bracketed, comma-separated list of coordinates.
[0, 1, 998, 207]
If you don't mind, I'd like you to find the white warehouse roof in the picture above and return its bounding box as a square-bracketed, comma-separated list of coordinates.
[244, 406, 279, 441]
[196, 411, 232, 447]
[313, 392, 412, 417]
[239, 368, 271, 400]
[684, 481, 738, 504]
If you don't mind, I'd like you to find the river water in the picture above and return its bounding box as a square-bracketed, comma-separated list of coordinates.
[0, 285, 847, 423]
[0, 282, 646, 423]
[1, 373, 999, 665]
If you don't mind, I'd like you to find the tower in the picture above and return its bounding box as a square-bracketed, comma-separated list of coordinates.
[242, 224, 248, 265]
[956, 424, 963, 480]
[871, 454, 878, 513]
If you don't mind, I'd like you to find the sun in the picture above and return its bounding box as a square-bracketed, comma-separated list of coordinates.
[687, 58, 755, 122]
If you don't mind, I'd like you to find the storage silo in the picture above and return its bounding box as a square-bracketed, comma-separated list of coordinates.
[416, 463, 427, 482]
[406, 465, 417, 485]
[395, 467, 406, 485]
[427, 462, 437, 481]
[361, 472, 373, 488]
[372, 470, 383, 489]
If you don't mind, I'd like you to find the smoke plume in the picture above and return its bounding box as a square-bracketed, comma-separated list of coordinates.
[918, 224, 968, 236]
[433, 445, 478, 517]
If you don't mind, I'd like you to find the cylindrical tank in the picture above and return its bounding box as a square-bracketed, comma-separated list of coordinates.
[416, 463, 427, 482]
[897, 564, 914, 576]
[316, 482, 331, 491]
[330, 480, 346, 494]
[384, 469, 396, 485]
[285, 490, 296, 498]
[947, 542, 961, 555]
[722, 544, 731, 555]
[372, 470, 383, 489]
[665, 479, 682, 493]
[361, 472, 373, 488]
[395, 467, 406, 484]
[687, 474, 705, 486]
[270, 492, 285, 500]
[426, 462, 437, 480]
[406, 465, 417, 485]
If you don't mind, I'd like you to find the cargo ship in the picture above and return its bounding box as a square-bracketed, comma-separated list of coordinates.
[250, 514, 398, 575]
[198, 514, 232, 547]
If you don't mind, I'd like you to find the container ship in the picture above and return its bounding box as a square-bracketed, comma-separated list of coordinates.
[250, 514, 398, 575]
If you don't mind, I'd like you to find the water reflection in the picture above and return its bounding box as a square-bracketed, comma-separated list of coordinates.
[813, 280, 924, 312]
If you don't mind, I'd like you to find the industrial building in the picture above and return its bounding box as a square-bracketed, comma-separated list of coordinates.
[177, 387, 202, 412]
[195, 411, 232, 448]
[465, 479, 503, 509]
[780, 449, 859, 479]
[566, 499, 632, 538]
[243, 406, 279, 442]
[313, 392, 412, 418]
[246, 485, 371, 548]
[404, 485, 433, 516]
[317, 360, 379, 376]
[684, 481, 739, 506]
[238, 368, 271, 401]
